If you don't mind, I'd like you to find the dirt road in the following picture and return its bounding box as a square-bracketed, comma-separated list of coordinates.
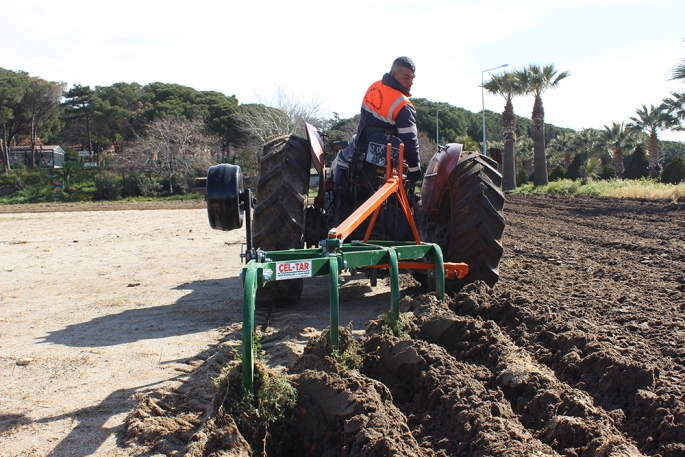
[1, 194, 684, 456]
[0, 202, 242, 456]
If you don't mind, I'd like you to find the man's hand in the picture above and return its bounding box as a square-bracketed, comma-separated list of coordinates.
[407, 167, 422, 183]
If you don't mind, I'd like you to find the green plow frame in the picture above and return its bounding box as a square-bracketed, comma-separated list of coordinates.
[239, 239, 447, 393]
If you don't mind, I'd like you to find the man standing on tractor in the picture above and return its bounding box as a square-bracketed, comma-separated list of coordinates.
[332, 56, 421, 186]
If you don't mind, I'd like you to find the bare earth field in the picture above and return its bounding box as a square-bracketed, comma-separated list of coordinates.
[1, 194, 684, 456]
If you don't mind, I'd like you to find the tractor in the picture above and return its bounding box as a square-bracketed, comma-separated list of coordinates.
[204, 123, 504, 391]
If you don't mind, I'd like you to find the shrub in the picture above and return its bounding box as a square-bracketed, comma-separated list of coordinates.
[661, 156, 685, 184]
[623, 145, 649, 180]
[582, 157, 602, 182]
[600, 164, 615, 180]
[22, 169, 52, 186]
[565, 154, 585, 181]
[159, 173, 191, 195]
[184, 167, 209, 194]
[516, 167, 528, 185]
[122, 171, 160, 198]
[0, 171, 17, 187]
[0, 169, 53, 203]
[549, 165, 565, 181]
[94, 172, 121, 200]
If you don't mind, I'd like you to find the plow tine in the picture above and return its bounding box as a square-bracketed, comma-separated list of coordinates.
[329, 258, 340, 353]
[242, 267, 258, 393]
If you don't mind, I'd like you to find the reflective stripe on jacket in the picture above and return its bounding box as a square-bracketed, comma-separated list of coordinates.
[357, 73, 420, 169]
[362, 80, 414, 125]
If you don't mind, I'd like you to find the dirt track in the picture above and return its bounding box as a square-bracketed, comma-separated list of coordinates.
[2, 194, 685, 456]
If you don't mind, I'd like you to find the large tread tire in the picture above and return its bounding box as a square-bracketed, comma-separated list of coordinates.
[433, 151, 505, 294]
[253, 134, 311, 305]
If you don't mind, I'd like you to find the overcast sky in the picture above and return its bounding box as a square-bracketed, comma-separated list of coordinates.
[2, 0, 684, 141]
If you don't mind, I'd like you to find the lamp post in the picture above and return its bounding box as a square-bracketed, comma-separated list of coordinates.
[481, 64, 508, 155]
[436, 109, 439, 152]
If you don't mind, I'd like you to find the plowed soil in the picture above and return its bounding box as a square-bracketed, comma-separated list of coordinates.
[2, 194, 684, 456]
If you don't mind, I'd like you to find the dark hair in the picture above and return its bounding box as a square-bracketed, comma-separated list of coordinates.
[391, 56, 416, 73]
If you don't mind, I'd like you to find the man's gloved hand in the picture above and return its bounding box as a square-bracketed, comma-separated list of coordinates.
[407, 167, 422, 183]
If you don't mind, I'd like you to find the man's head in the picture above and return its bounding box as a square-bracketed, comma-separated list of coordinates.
[390, 56, 416, 93]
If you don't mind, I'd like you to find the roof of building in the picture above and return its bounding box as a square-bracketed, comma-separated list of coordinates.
[8, 145, 65, 152]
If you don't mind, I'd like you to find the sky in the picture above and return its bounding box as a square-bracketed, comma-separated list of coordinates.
[2, 0, 685, 142]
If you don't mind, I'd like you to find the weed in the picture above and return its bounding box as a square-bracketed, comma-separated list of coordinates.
[215, 360, 297, 456]
[333, 347, 364, 370]
[380, 310, 408, 337]
[311, 325, 365, 370]
[231, 333, 263, 361]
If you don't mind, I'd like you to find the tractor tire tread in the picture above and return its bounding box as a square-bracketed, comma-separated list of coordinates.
[253, 134, 311, 305]
[445, 151, 505, 292]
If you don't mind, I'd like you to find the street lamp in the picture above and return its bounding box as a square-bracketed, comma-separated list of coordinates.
[436, 109, 440, 152]
[481, 64, 508, 155]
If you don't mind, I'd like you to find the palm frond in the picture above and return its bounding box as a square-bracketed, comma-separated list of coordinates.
[661, 92, 685, 121]
[670, 59, 685, 82]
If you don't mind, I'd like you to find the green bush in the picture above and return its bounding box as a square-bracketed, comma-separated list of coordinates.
[0, 171, 17, 187]
[565, 154, 585, 181]
[516, 168, 528, 185]
[549, 164, 565, 181]
[22, 169, 52, 186]
[158, 174, 189, 195]
[661, 156, 685, 184]
[184, 167, 209, 194]
[173, 173, 190, 194]
[623, 145, 649, 180]
[122, 171, 160, 198]
[63, 147, 79, 162]
[600, 164, 615, 180]
[94, 172, 121, 200]
[0, 169, 54, 203]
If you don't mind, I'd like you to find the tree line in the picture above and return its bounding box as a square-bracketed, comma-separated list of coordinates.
[0, 70, 245, 174]
[482, 60, 685, 190]
[1, 54, 684, 202]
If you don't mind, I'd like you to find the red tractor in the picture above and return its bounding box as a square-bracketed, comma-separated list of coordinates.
[207, 123, 504, 305]
[205, 124, 504, 391]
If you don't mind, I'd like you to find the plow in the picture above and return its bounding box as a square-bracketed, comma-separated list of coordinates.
[204, 124, 504, 392]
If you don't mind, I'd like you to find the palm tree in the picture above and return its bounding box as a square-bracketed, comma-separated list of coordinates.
[629, 104, 678, 178]
[581, 157, 602, 184]
[575, 128, 603, 157]
[516, 64, 570, 186]
[670, 42, 685, 82]
[599, 122, 634, 178]
[515, 136, 535, 177]
[52, 165, 76, 201]
[483, 71, 522, 190]
[547, 132, 577, 172]
[660, 92, 685, 129]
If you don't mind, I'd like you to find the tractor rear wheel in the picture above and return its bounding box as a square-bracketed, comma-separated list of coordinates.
[428, 151, 505, 293]
[253, 134, 311, 305]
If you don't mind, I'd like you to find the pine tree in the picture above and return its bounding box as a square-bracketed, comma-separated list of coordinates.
[623, 145, 649, 180]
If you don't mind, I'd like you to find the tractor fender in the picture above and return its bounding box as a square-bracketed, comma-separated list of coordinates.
[419, 143, 463, 218]
[306, 123, 326, 179]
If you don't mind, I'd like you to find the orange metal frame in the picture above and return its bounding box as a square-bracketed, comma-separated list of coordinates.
[327, 142, 419, 243]
[327, 141, 468, 281]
